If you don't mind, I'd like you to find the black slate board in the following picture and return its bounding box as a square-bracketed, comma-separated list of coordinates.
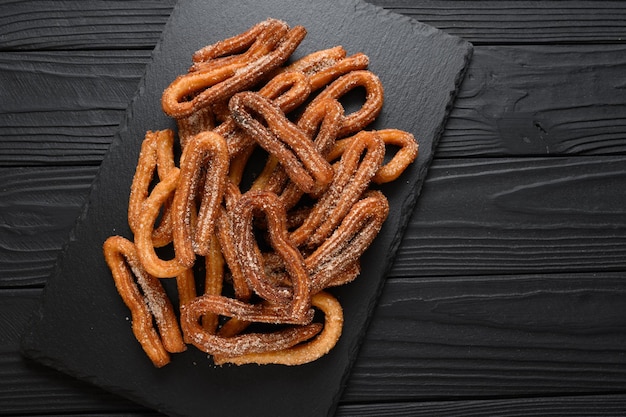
[20, 0, 472, 416]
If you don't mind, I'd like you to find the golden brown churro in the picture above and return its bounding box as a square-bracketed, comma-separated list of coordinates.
[103, 236, 185, 367]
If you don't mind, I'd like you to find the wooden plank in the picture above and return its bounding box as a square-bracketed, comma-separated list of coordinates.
[3, 270, 626, 412]
[337, 395, 626, 416]
[2, 1, 626, 49]
[344, 273, 626, 402]
[5, 394, 626, 417]
[376, 0, 626, 44]
[0, 50, 151, 165]
[3, 44, 626, 165]
[391, 155, 626, 277]
[0, 0, 176, 50]
[0, 166, 97, 287]
[442, 44, 626, 157]
[3, 154, 626, 286]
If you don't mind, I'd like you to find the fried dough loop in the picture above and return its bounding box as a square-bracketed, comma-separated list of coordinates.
[229, 91, 334, 195]
[104, 18, 418, 367]
[162, 21, 306, 119]
[103, 236, 185, 368]
[172, 130, 229, 267]
[231, 191, 313, 323]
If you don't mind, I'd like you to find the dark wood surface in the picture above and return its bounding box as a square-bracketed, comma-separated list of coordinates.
[2, 1, 626, 415]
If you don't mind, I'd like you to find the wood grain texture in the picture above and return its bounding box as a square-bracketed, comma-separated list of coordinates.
[391, 155, 626, 277]
[0, 50, 150, 165]
[3, 44, 626, 165]
[345, 273, 626, 401]
[375, 0, 626, 44]
[443, 44, 626, 156]
[0, 166, 97, 287]
[0, 0, 176, 50]
[2, 1, 626, 49]
[4, 394, 626, 417]
[336, 395, 626, 416]
[3, 273, 626, 413]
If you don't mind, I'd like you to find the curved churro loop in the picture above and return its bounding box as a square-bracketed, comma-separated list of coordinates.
[214, 70, 312, 159]
[279, 47, 370, 91]
[247, 51, 367, 196]
[230, 191, 312, 322]
[187, 22, 292, 115]
[128, 132, 158, 237]
[278, 98, 344, 209]
[220, 70, 312, 172]
[372, 129, 419, 183]
[135, 168, 189, 278]
[162, 25, 306, 119]
[306, 191, 389, 293]
[297, 97, 344, 144]
[250, 97, 342, 202]
[172, 131, 229, 267]
[181, 295, 321, 357]
[229, 91, 333, 194]
[281, 46, 346, 76]
[103, 236, 186, 367]
[290, 130, 385, 248]
[329, 129, 418, 183]
[153, 130, 177, 244]
[263, 197, 378, 293]
[308, 53, 370, 91]
[192, 18, 287, 65]
[162, 63, 243, 119]
[184, 294, 313, 326]
[258, 70, 312, 115]
[213, 291, 343, 366]
[191, 20, 290, 77]
[128, 130, 177, 248]
[310, 70, 384, 137]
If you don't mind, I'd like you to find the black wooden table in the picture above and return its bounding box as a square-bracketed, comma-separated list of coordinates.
[2, 1, 626, 415]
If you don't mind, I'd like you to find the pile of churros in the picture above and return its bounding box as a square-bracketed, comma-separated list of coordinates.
[103, 18, 418, 367]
